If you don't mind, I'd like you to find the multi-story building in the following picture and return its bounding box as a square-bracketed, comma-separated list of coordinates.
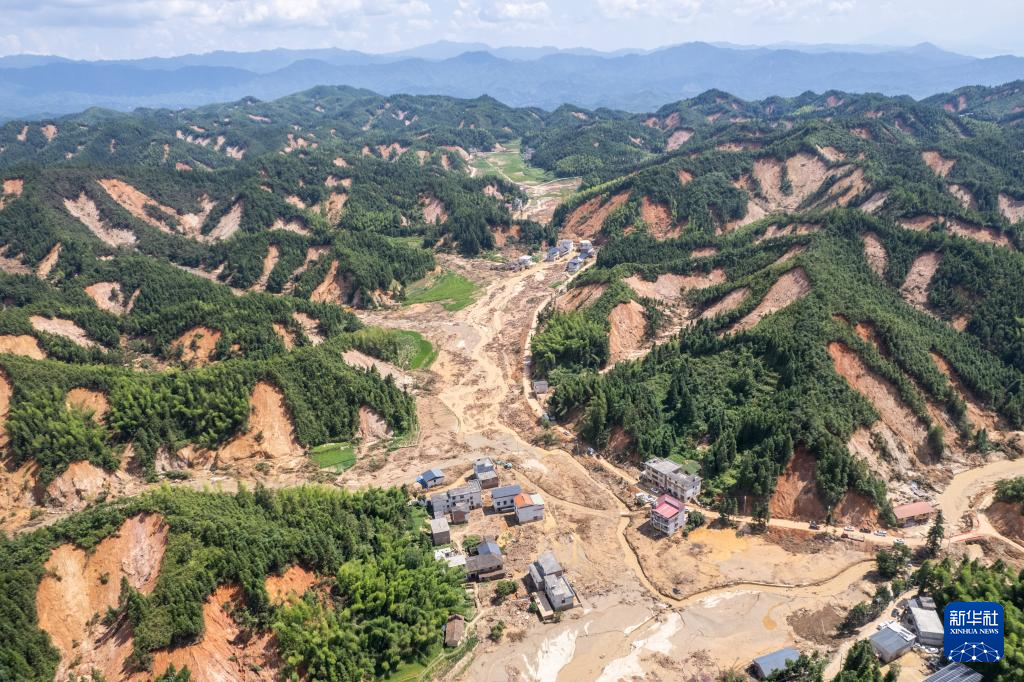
[650, 494, 686, 536]
[640, 459, 702, 501]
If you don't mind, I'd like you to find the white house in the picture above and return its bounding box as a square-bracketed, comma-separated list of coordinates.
[514, 492, 545, 523]
[650, 494, 686, 536]
[491, 484, 522, 512]
[640, 459, 702, 501]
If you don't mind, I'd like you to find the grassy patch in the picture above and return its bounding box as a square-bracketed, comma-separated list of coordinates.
[668, 456, 701, 475]
[310, 442, 356, 472]
[392, 330, 438, 370]
[471, 140, 556, 185]
[404, 271, 479, 312]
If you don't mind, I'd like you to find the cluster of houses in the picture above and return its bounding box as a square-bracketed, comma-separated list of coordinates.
[639, 458, 703, 537]
[419, 459, 546, 530]
[868, 595, 952, 668]
[544, 238, 594, 273]
[751, 640, 976, 682]
[527, 550, 578, 619]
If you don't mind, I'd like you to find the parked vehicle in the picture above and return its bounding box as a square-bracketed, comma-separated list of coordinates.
[874, 530, 888, 537]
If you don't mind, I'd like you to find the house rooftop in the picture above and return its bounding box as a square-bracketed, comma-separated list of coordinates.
[893, 501, 935, 519]
[870, 623, 916, 659]
[478, 538, 502, 556]
[909, 606, 944, 636]
[753, 648, 800, 678]
[653, 494, 684, 520]
[492, 484, 522, 498]
[429, 518, 449, 533]
[444, 614, 465, 647]
[536, 550, 562, 576]
[421, 468, 444, 479]
[647, 458, 681, 475]
[465, 553, 503, 574]
[544, 574, 574, 603]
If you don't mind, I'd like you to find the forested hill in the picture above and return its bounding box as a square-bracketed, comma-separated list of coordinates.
[529, 80, 1024, 527]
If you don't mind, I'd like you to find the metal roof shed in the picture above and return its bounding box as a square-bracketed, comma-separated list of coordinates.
[922, 663, 983, 682]
[870, 623, 916, 663]
[752, 648, 799, 679]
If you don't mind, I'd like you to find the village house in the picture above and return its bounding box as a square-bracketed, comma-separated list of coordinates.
[545, 246, 560, 262]
[473, 458, 499, 489]
[465, 550, 505, 581]
[640, 459, 702, 502]
[450, 501, 471, 524]
[431, 481, 483, 516]
[416, 468, 445, 489]
[579, 239, 593, 255]
[514, 492, 545, 523]
[557, 239, 574, 256]
[527, 551, 576, 615]
[532, 379, 549, 395]
[892, 501, 935, 527]
[429, 517, 450, 545]
[444, 614, 465, 648]
[566, 255, 584, 274]
[491, 484, 522, 512]
[650, 494, 686, 536]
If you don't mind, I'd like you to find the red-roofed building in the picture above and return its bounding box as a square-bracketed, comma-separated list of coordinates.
[651, 494, 686, 536]
[892, 501, 935, 527]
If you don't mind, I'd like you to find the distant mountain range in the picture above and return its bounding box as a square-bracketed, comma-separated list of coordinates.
[3, 40, 1024, 120]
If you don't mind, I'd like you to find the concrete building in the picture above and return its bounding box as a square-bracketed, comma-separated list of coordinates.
[429, 517, 450, 546]
[545, 246, 560, 262]
[752, 648, 800, 679]
[566, 256, 583, 274]
[892, 501, 935, 527]
[491, 484, 522, 512]
[579, 239, 593, 255]
[640, 459, 702, 502]
[450, 501, 471, 524]
[527, 551, 564, 590]
[650, 494, 686, 536]
[516, 255, 533, 269]
[543, 574, 576, 611]
[514, 492, 545, 523]
[922, 663, 983, 682]
[557, 239, 574, 256]
[473, 458, 499, 489]
[869, 623, 916, 663]
[906, 606, 944, 647]
[477, 538, 501, 557]
[532, 380, 549, 395]
[417, 468, 445, 489]
[434, 547, 466, 569]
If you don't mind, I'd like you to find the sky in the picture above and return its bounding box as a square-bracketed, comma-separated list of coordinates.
[0, 0, 1022, 60]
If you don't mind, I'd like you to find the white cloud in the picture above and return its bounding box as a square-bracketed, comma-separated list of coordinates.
[597, 0, 704, 20]
[455, 0, 550, 26]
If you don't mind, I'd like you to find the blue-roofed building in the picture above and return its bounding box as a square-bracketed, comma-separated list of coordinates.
[752, 648, 800, 679]
[417, 468, 446, 489]
[923, 663, 983, 682]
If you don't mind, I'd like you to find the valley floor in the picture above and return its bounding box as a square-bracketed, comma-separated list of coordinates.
[335, 252, 1024, 681]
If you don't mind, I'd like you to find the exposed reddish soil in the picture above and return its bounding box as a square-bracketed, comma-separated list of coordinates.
[358, 405, 394, 447]
[862, 232, 888, 278]
[172, 326, 222, 365]
[420, 194, 449, 224]
[272, 322, 295, 349]
[43, 125, 60, 141]
[285, 195, 306, 210]
[859, 191, 889, 214]
[36, 513, 168, 681]
[998, 194, 1024, 223]
[948, 184, 977, 210]
[700, 287, 749, 319]
[827, 342, 928, 459]
[732, 268, 811, 332]
[377, 142, 407, 160]
[2, 178, 24, 196]
[752, 154, 830, 212]
[65, 193, 137, 247]
[922, 151, 955, 178]
[86, 281, 139, 316]
[270, 218, 310, 235]
[206, 202, 243, 242]
[218, 382, 304, 466]
[66, 387, 109, 420]
[623, 270, 726, 303]
[899, 251, 941, 311]
[986, 501, 1024, 544]
[607, 300, 647, 366]
[251, 245, 279, 292]
[639, 197, 680, 239]
[29, 315, 98, 348]
[0, 334, 46, 359]
[149, 585, 281, 681]
[946, 219, 1014, 249]
[0, 370, 11, 446]
[310, 259, 353, 305]
[175, 162, 193, 172]
[292, 312, 324, 345]
[930, 352, 999, 431]
[44, 460, 120, 512]
[769, 447, 827, 520]
[553, 283, 608, 313]
[755, 222, 820, 243]
[322, 192, 348, 223]
[342, 350, 412, 389]
[30, 245, 59, 282]
[690, 246, 718, 258]
[851, 127, 873, 141]
[665, 130, 693, 151]
[825, 166, 869, 206]
[900, 215, 937, 232]
[266, 565, 317, 605]
[677, 169, 694, 186]
[817, 146, 844, 162]
[562, 192, 630, 241]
